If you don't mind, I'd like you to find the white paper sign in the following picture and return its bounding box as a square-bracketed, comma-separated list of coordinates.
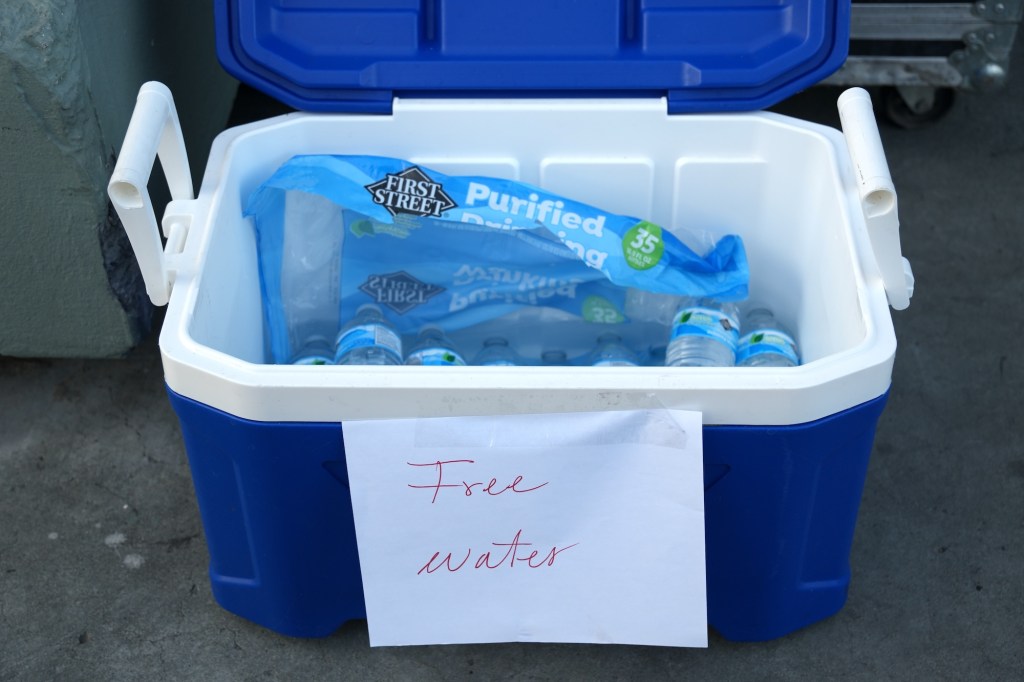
[343, 409, 707, 648]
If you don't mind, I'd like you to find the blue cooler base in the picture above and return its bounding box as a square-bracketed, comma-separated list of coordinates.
[167, 387, 889, 642]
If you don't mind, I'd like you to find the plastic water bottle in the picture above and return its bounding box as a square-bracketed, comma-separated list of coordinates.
[540, 350, 569, 366]
[334, 304, 403, 365]
[405, 326, 467, 366]
[736, 308, 800, 367]
[588, 333, 639, 367]
[290, 335, 334, 365]
[666, 297, 740, 367]
[472, 337, 522, 366]
[275, 201, 344, 364]
[625, 288, 681, 325]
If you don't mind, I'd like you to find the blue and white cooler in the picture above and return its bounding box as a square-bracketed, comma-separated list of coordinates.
[107, 0, 914, 642]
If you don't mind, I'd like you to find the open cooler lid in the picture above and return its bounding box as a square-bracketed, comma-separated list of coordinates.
[214, 0, 851, 114]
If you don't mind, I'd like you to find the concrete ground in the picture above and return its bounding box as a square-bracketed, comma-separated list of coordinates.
[2, 49, 1023, 679]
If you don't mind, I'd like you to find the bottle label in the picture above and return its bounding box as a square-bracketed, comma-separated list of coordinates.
[407, 347, 466, 366]
[335, 324, 402, 361]
[736, 328, 799, 365]
[670, 306, 740, 351]
[481, 359, 517, 367]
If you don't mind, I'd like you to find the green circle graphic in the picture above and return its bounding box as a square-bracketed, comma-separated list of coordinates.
[582, 296, 625, 324]
[622, 221, 664, 271]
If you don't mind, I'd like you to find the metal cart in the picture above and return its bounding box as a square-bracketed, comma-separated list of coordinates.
[825, 1, 1022, 126]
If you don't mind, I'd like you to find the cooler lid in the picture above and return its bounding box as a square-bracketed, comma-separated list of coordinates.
[214, 0, 851, 114]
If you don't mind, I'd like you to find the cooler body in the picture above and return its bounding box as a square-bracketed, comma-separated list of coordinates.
[169, 388, 889, 641]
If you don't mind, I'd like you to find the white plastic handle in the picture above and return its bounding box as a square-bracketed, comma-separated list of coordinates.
[838, 87, 913, 310]
[107, 82, 193, 306]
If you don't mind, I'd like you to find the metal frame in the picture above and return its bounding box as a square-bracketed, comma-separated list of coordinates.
[825, 1, 1022, 91]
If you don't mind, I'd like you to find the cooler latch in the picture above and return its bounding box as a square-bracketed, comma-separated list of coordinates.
[108, 82, 194, 306]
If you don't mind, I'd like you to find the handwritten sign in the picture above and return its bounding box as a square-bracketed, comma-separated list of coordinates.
[343, 409, 707, 647]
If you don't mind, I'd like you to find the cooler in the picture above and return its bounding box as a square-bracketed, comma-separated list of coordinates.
[107, 0, 914, 642]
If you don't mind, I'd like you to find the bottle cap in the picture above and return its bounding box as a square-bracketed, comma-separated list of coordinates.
[746, 307, 774, 319]
[355, 303, 383, 316]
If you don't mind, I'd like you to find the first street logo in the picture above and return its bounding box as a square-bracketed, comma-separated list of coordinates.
[359, 271, 445, 314]
[365, 166, 456, 218]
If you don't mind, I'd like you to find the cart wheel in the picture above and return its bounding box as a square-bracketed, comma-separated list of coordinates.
[881, 86, 956, 130]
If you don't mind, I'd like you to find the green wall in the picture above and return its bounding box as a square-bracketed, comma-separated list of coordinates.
[0, 0, 237, 357]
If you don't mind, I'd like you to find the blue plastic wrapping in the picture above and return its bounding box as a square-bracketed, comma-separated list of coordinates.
[246, 155, 748, 363]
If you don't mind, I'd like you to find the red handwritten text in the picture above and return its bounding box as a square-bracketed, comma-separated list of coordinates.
[407, 459, 548, 504]
[417, 528, 579, 575]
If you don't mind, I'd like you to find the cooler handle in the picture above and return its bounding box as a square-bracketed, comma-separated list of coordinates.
[107, 82, 193, 307]
[838, 87, 914, 310]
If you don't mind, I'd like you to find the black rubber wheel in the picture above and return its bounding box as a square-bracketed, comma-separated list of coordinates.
[880, 86, 956, 130]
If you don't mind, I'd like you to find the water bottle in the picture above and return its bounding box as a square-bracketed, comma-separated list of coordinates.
[290, 335, 334, 366]
[625, 288, 681, 325]
[665, 297, 740, 367]
[588, 333, 639, 367]
[405, 326, 467, 366]
[540, 350, 569, 366]
[472, 337, 522, 366]
[736, 308, 800, 368]
[275, 200, 344, 364]
[334, 304, 403, 365]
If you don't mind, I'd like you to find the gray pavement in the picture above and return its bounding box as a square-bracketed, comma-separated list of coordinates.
[3, 50, 1023, 680]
